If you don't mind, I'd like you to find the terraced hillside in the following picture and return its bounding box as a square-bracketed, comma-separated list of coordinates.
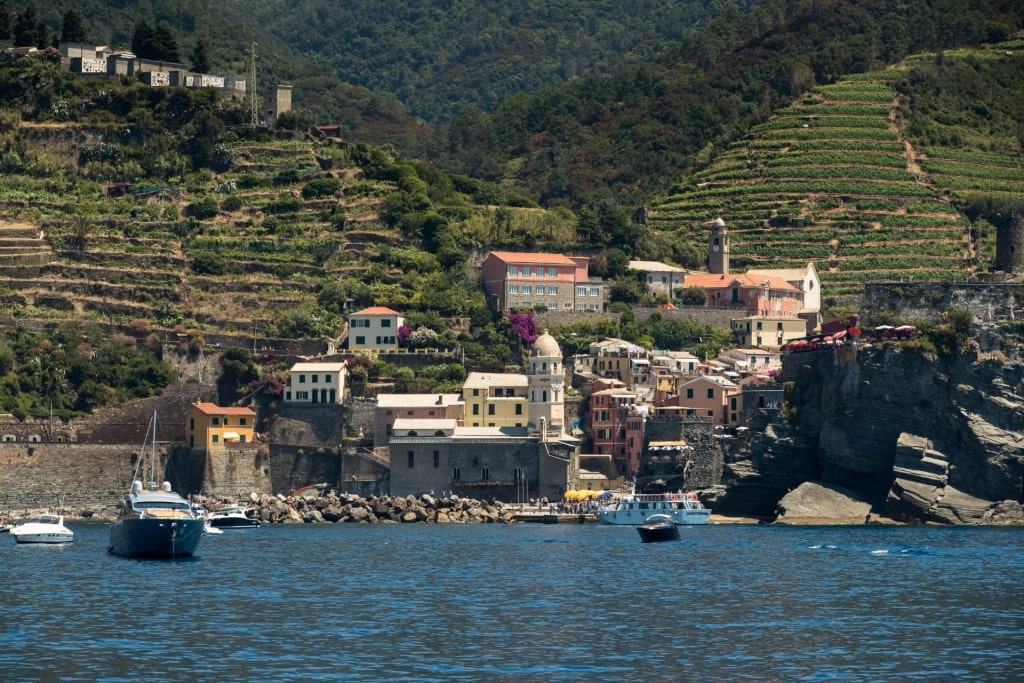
[0, 132, 550, 341]
[650, 77, 978, 296]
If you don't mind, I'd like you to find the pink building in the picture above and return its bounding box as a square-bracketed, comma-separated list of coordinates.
[589, 385, 646, 477]
[684, 272, 804, 318]
[481, 251, 605, 312]
[654, 375, 741, 426]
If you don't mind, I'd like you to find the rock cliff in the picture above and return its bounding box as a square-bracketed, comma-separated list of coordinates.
[718, 328, 1024, 524]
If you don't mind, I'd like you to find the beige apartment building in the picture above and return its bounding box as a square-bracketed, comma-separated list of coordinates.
[462, 372, 529, 428]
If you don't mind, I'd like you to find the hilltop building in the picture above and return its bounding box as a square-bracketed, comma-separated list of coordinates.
[481, 251, 605, 313]
[284, 362, 348, 405]
[347, 306, 404, 352]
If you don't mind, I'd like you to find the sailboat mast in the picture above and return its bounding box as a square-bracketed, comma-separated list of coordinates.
[151, 411, 157, 485]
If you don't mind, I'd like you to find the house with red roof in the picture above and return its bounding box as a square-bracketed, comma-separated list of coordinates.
[481, 251, 605, 313]
[347, 306, 405, 352]
[683, 272, 804, 318]
[185, 402, 257, 449]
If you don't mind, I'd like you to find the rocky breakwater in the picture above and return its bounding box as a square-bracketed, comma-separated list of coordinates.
[248, 492, 516, 524]
[718, 324, 1024, 525]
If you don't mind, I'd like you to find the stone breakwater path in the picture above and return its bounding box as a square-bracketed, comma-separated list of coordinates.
[226, 492, 517, 525]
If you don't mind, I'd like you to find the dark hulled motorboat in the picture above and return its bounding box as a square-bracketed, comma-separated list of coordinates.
[637, 514, 682, 543]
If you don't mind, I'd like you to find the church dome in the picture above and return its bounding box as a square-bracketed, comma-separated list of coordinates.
[531, 328, 561, 357]
[712, 217, 726, 227]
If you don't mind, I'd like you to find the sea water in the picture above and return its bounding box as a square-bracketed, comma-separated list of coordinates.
[1, 522, 1021, 682]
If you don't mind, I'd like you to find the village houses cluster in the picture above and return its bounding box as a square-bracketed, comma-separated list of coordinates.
[5, 41, 294, 126]
[0, 44, 831, 499]
[182, 220, 828, 501]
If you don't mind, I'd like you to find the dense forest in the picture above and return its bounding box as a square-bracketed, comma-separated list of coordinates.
[5, 0, 1023, 210]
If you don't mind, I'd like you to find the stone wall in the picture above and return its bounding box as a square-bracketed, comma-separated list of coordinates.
[0, 442, 152, 513]
[640, 416, 723, 490]
[532, 306, 737, 330]
[862, 283, 1024, 323]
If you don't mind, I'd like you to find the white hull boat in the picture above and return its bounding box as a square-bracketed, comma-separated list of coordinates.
[208, 505, 261, 529]
[10, 514, 74, 544]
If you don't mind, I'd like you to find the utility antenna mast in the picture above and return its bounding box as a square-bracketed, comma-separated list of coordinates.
[249, 41, 258, 130]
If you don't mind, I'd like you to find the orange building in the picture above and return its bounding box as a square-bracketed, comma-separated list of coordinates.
[185, 402, 257, 449]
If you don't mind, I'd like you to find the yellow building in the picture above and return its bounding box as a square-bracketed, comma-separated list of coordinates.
[185, 402, 257, 449]
[731, 315, 809, 349]
[462, 372, 528, 428]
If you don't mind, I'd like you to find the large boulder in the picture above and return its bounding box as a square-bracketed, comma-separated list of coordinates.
[774, 481, 875, 524]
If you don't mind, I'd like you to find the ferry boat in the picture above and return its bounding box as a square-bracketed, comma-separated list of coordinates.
[594, 490, 711, 526]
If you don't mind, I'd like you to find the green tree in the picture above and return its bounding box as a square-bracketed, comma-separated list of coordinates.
[219, 346, 259, 393]
[61, 8, 88, 44]
[131, 21, 154, 58]
[152, 24, 179, 62]
[679, 287, 707, 306]
[190, 37, 210, 74]
[68, 215, 93, 252]
[13, 6, 46, 48]
[0, 0, 11, 43]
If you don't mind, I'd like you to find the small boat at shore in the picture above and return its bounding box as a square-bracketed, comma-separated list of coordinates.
[595, 490, 711, 526]
[10, 514, 74, 544]
[208, 505, 261, 529]
[108, 412, 204, 558]
[637, 514, 681, 543]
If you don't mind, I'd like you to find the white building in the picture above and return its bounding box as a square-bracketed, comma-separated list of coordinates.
[628, 260, 687, 297]
[348, 306, 405, 352]
[284, 362, 348, 405]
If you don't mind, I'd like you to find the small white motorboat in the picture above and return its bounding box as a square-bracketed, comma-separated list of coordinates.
[10, 514, 74, 544]
[208, 505, 261, 529]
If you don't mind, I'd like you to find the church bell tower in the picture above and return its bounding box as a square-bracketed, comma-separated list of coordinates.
[708, 217, 729, 275]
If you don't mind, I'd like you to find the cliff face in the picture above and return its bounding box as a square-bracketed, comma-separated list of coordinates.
[720, 330, 1024, 523]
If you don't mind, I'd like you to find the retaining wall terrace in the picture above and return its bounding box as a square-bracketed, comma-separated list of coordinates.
[862, 283, 1024, 323]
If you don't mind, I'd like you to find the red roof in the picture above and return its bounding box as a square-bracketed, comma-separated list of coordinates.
[684, 272, 800, 292]
[352, 306, 401, 316]
[487, 251, 578, 266]
[190, 402, 255, 416]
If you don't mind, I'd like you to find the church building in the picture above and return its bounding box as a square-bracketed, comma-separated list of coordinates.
[387, 330, 580, 500]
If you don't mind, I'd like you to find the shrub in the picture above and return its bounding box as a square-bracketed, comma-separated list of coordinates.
[186, 196, 219, 219]
[221, 195, 243, 212]
[302, 177, 342, 199]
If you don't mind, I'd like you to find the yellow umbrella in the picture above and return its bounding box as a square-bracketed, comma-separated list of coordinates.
[564, 490, 580, 499]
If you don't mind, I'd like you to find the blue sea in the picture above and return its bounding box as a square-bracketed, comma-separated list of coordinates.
[2, 522, 1022, 682]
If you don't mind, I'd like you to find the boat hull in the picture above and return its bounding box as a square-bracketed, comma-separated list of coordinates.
[637, 524, 681, 543]
[596, 509, 711, 525]
[108, 518, 204, 558]
[209, 516, 260, 529]
[10, 517, 74, 544]
[12, 531, 74, 544]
